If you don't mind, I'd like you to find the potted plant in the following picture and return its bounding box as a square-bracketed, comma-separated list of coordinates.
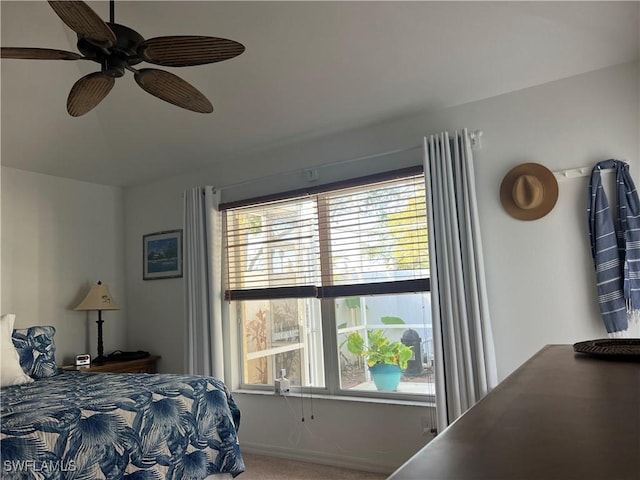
[346, 329, 413, 392]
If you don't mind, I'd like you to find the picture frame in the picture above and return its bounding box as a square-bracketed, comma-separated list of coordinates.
[143, 229, 183, 280]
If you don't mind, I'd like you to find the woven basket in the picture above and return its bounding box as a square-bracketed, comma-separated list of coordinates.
[573, 339, 640, 359]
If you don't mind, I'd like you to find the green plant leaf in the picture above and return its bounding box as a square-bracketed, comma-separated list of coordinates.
[346, 332, 365, 356]
[344, 298, 361, 309]
[346, 329, 413, 369]
[381, 316, 405, 325]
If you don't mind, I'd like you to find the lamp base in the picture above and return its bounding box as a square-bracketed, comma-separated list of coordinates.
[92, 355, 109, 365]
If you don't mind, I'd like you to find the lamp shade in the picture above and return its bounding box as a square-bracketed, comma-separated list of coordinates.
[74, 281, 120, 311]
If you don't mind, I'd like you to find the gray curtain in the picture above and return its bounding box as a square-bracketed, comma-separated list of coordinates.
[423, 130, 498, 432]
[183, 187, 225, 379]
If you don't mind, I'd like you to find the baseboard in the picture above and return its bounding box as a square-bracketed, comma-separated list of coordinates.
[240, 441, 396, 475]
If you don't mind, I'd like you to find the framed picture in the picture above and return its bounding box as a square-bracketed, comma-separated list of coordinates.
[143, 229, 183, 280]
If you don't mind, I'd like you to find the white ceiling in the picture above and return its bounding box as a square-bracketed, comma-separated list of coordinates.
[1, 1, 638, 187]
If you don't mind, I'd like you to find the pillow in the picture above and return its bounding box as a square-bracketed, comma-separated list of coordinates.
[12, 325, 58, 379]
[1, 314, 34, 387]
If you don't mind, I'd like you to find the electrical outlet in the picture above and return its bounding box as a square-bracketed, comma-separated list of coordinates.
[278, 379, 290, 395]
[274, 376, 290, 395]
[275, 369, 290, 395]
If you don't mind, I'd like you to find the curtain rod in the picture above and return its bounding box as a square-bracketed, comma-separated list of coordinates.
[213, 129, 483, 193]
[212, 144, 421, 193]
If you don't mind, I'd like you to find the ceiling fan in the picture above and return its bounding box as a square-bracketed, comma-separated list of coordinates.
[0, 0, 245, 116]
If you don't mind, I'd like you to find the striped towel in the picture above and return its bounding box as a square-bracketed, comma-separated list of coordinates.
[588, 159, 640, 336]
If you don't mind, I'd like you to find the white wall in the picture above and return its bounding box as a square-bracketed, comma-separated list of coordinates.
[233, 393, 435, 473]
[1, 163, 2, 314]
[1, 167, 126, 365]
[124, 61, 638, 472]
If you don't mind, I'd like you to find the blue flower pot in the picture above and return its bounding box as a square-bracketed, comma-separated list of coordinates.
[369, 363, 402, 391]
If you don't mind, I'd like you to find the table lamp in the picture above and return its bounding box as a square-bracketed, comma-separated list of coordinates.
[74, 281, 120, 364]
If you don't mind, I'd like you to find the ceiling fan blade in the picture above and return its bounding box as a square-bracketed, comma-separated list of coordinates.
[67, 72, 115, 117]
[134, 69, 213, 113]
[48, 1, 116, 48]
[1, 47, 84, 60]
[139, 36, 245, 67]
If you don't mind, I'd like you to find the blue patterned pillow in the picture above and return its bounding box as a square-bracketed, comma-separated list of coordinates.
[11, 326, 58, 378]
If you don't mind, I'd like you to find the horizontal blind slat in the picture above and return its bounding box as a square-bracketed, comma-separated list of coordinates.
[225, 172, 429, 295]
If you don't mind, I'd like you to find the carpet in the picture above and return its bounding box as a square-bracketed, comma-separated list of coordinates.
[238, 452, 388, 480]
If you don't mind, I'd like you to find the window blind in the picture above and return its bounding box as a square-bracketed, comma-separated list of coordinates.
[224, 173, 429, 301]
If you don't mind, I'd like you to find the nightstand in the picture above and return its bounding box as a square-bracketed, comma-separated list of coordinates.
[62, 356, 160, 373]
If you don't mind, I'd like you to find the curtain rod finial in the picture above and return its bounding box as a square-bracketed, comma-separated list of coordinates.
[469, 130, 483, 149]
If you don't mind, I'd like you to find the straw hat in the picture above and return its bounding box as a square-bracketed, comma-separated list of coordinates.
[500, 163, 558, 220]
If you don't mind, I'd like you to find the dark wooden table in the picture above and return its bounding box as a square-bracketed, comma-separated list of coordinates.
[388, 345, 640, 480]
[62, 356, 160, 373]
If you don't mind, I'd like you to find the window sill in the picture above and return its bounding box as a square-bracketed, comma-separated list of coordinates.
[231, 388, 435, 408]
[348, 380, 435, 395]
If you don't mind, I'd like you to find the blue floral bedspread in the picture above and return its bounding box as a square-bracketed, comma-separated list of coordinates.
[0, 371, 245, 479]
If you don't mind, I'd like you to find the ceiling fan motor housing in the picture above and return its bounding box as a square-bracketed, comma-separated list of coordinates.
[77, 23, 144, 77]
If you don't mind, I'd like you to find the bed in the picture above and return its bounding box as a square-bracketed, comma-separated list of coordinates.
[0, 315, 245, 480]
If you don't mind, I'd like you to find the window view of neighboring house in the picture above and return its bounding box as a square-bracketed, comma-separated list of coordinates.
[224, 171, 433, 399]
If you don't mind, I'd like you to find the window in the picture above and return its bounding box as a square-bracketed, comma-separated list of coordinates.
[223, 169, 433, 399]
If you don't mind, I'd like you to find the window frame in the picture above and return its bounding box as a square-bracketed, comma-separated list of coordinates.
[222, 166, 434, 402]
